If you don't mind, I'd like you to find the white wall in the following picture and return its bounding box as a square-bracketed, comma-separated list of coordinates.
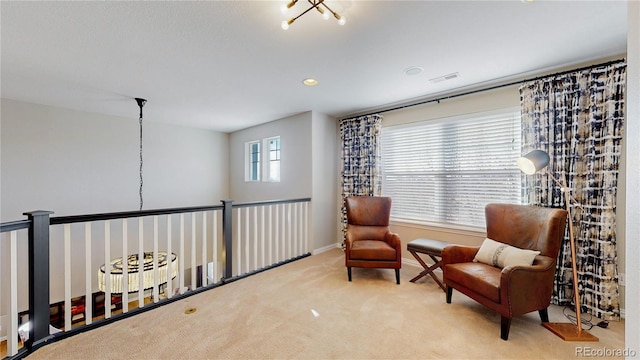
[1, 98, 229, 220]
[311, 112, 339, 250]
[229, 112, 312, 202]
[0, 98, 229, 337]
[228, 111, 339, 252]
[625, 0, 639, 353]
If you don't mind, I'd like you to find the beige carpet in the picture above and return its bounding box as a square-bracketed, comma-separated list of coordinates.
[27, 249, 624, 360]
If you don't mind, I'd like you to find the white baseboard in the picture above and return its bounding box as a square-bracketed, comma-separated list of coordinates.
[403, 257, 421, 268]
[312, 243, 341, 255]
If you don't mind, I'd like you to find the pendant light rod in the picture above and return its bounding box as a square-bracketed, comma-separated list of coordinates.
[135, 97, 147, 118]
[135, 98, 147, 211]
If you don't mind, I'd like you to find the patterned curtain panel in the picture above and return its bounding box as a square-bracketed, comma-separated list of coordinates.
[339, 114, 383, 242]
[519, 62, 626, 320]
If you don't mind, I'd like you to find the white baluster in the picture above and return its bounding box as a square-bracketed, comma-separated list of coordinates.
[179, 214, 185, 294]
[202, 211, 207, 287]
[64, 224, 71, 330]
[260, 205, 265, 269]
[268, 205, 273, 266]
[237, 208, 242, 276]
[253, 206, 258, 271]
[293, 203, 299, 257]
[287, 203, 293, 259]
[304, 202, 310, 253]
[153, 216, 159, 302]
[122, 219, 128, 313]
[138, 217, 144, 307]
[245, 207, 250, 273]
[274, 204, 279, 263]
[212, 211, 218, 283]
[191, 213, 196, 289]
[85, 223, 93, 323]
[9, 231, 18, 356]
[166, 215, 173, 299]
[105, 220, 111, 318]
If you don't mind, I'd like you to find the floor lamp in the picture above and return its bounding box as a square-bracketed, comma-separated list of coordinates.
[517, 150, 598, 342]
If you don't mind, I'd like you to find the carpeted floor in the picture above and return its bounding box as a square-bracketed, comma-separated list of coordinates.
[26, 249, 625, 359]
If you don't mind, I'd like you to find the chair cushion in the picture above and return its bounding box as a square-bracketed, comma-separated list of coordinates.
[473, 238, 540, 268]
[350, 240, 397, 261]
[445, 263, 501, 303]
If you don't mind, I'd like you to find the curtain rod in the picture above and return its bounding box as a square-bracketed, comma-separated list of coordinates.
[351, 58, 626, 119]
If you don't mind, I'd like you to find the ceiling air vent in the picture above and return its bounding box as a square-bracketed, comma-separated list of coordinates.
[429, 72, 460, 83]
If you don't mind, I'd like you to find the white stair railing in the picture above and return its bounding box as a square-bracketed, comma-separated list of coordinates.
[0, 198, 310, 359]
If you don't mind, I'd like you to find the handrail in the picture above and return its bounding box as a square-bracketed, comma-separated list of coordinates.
[50, 204, 224, 225]
[0, 219, 31, 233]
[233, 197, 311, 208]
[47, 198, 311, 224]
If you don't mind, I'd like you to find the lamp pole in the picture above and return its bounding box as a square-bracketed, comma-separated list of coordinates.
[539, 171, 598, 341]
[518, 150, 598, 341]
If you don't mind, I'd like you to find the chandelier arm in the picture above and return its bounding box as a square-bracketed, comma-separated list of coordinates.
[284, 0, 342, 28]
[320, 2, 338, 16]
[292, 2, 323, 22]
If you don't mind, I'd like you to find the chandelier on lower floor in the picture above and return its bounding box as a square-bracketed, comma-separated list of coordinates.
[281, 0, 346, 30]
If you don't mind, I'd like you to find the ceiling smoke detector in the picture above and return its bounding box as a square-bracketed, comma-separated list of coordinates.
[429, 72, 460, 83]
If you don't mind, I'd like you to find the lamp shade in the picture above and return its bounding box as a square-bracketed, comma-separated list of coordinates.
[517, 150, 550, 175]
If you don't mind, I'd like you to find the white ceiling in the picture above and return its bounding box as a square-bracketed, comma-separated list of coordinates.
[1, 1, 628, 133]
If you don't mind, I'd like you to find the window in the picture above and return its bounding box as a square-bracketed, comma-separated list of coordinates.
[244, 136, 281, 182]
[245, 141, 260, 181]
[265, 137, 281, 182]
[381, 109, 522, 228]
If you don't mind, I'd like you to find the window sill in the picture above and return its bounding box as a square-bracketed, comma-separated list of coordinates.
[389, 217, 486, 238]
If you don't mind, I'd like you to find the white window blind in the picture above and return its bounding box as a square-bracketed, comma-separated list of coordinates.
[381, 109, 522, 228]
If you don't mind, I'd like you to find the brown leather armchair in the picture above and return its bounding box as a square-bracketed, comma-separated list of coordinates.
[442, 203, 567, 340]
[344, 196, 402, 284]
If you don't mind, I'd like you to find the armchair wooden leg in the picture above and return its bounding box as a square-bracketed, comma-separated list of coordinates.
[446, 286, 453, 303]
[395, 269, 400, 285]
[347, 267, 352, 282]
[539, 308, 549, 323]
[500, 316, 511, 340]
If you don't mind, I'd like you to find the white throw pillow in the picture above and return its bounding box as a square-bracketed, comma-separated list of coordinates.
[473, 238, 540, 268]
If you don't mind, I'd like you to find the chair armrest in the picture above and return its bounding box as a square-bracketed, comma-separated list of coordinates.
[441, 245, 479, 266]
[384, 231, 401, 250]
[500, 255, 557, 316]
[385, 231, 402, 263]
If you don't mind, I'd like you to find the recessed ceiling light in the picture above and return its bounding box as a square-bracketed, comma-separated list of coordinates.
[303, 78, 318, 86]
[405, 66, 424, 76]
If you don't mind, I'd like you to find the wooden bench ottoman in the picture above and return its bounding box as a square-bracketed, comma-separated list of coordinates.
[406, 238, 451, 292]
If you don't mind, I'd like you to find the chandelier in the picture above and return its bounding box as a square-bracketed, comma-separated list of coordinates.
[281, 0, 346, 30]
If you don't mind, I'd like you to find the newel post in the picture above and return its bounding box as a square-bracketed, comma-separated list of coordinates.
[23, 210, 54, 350]
[220, 200, 233, 280]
